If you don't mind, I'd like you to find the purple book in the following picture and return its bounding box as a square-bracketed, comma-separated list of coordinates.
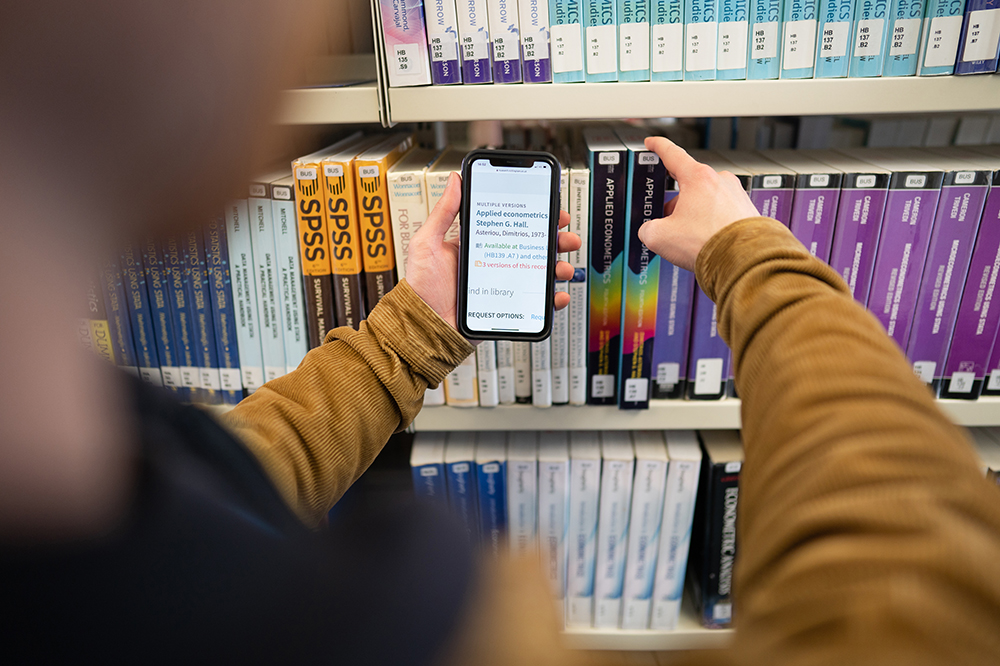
[982, 324, 1000, 396]
[685, 286, 731, 400]
[787, 172, 843, 263]
[940, 171, 1000, 399]
[826, 168, 891, 304]
[906, 166, 991, 391]
[651, 258, 695, 399]
[724, 151, 797, 225]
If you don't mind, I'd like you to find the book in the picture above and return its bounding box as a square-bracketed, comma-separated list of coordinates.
[688, 430, 743, 629]
[984, 322, 1000, 396]
[779, 0, 820, 78]
[507, 431, 539, 557]
[917, 0, 967, 76]
[457, 0, 495, 83]
[477, 341, 501, 406]
[161, 236, 200, 396]
[425, 147, 464, 242]
[426, 0, 464, 84]
[723, 151, 797, 226]
[203, 217, 244, 403]
[388, 148, 439, 281]
[184, 229, 223, 404]
[550, 0, 587, 81]
[621, 431, 669, 629]
[86, 272, 117, 367]
[411, 431, 448, 506]
[538, 431, 571, 609]
[566, 430, 602, 627]
[377, 0, 433, 86]
[748, 0, 783, 78]
[585, 0, 620, 81]
[593, 431, 636, 628]
[521, 0, 555, 81]
[619, 0, 653, 80]
[650, 430, 703, 630]
[513, 341, 534, 403]
[270, 176, 310, 374]
[496, 340, 517, 403]
[476, 431, 509, 557]
[488, 0, 523, 82]
[684, 0, 719, 79]
[446, 354, 480, 406]
[223, 199, 265, 391]
[249, 174, 288, 383]
[954, 0, 1000, 74]
[717, 0, 750, 79]
[445, 431, 480, 542]
[849, 0, 892, 77]
[651, 0, 685, 79]
[812, 150, 892, 304]
[120, 242, 163, 386]
[617, 129, 667, 410]
[814, 0, 854, 77]
[650, 255, 696, 399]
[532, 339, 554, 407]
[569, 159, 591, 405]
[882, 0, 928, 76]
[552, 160, 571, 405]
[355, 134, 415, 308]
[585, 128, 628, 405]
[100, 256, 138, 378]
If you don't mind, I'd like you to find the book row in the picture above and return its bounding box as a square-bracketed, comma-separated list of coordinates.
[409, 428, 745, 629]
[378, 0, 1000, 86]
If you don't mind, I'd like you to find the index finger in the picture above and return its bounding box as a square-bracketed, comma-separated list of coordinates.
[559, 209, 570, 229]
[643, 136, 704, 184]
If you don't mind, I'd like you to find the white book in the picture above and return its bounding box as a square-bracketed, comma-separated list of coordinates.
[552, 163, 571, 404]
[496, 340, 516, 404]
[621, 431, 669, 629]
[593, 431, 636, 628]
[425, 385, 446, 405]
[224, 198, 265, 392]
[445, 354, 479, 407]
[387, 148, 437, 280]
[568, 163, 590, 405]
[538, 431, 571, 611]
[566, 430, 602, 627]
[532, 339, 553, 407]
[269, 176, 309, 374]
[507, 431, 539, 557]
[477, 341, 501, 407]
[514, 340, 533, 403]
[650, 430, 703, 630]
[425, 147, 464, 242]
[248, 175, 288, 382]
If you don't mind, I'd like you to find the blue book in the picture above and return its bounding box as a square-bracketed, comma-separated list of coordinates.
[100, 257, 140, 378]
[954, 0, 1000, 74]
[619, 0, 653, 80]
[445, 432, 480, 544]
[718, 0, 750, 78]
[475, 431, 508, 558]
[204, 217, 244, 405]
[684, 0, 718, 78]
[883, 0, 928, 75]
[140, 237, 183, 393]
[814, 0, 854, 76]
[410, 432, 448, 507]
[651, 0, 685, 79]
[162, 236, 200, 399]
[780, 0, 819, 77]
[586, 0, 620, 80]
[550, 0, 587, 80]
[917, 0, 967, 75]
[748, 0, 783, 77]
[183, 230, 223, 405]
[849, 0, 892, 76]
[120, 242, 163, 387]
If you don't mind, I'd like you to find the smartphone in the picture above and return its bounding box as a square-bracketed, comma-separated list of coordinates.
[457, 149, 561, 341]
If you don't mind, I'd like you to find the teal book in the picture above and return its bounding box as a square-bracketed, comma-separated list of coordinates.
[780, 0, 820, 77]
[917, 0, 966, 75]
[652, 0, 685, 79]
[585, 0, 619, 80]
[684, 0, 718, 79]
[849, 0, 892, 76]
[718, 0, 750, 78]
[883, 0, 928, 75]
[619, 0, 653, 80]
[814, 0, 854, 76]
[748, 0, 783, 77]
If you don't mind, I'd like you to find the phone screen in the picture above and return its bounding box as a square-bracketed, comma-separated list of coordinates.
[463, 156, 556, 336]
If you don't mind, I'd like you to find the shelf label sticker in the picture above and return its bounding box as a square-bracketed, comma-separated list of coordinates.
[586, 24, 617, 74]
[624, 378, 649, 403]
[718, 21, 749, 70]
[139, 367, 163, 387]
[989, 369, 1000, 391]
[652, 23, 684, 72]
[923, 15, 963, 68]
[686, 22, 718, 71]
[522, 32, 550, 61]
[552, 23, 584, 73]
[693, 358, 724, 395]
[242, 366, 264, 391]
[180, 365, 199, 388]
[161, 367, 182, 389]
[913, 361, 936, 384]
[620, 22, 651, 71]
[446, 364, 477, 401]
[810, 174, 830, 187]
[359, 165, 380, 179]
[493, 33, 517, 63]
[324, 164, 344, 178]
[712, 602, 732, 621]
[220, 368, 243, 392]
[948, 371, 976, 394]
[724, 461, 742, 473]
[591, 374, 615, 398]
[854, 19, 885, 58]
[820, 21, 850, 59]
[392, 43, 422, 76]
[461, 31, 490, 64]
[889, 18, 921, 56]
[751, 21, 779, 60]
[782, 19, 817, 70]
[656, 362, 680, 387]
[962, 9, 1000, 62]
[201, 368, 223, 391]
[856, 174, 877, 188]
[429, 32, 459, 63]
[295, 167, 317, 181]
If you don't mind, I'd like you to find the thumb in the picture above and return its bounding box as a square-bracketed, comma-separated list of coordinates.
[424, 172, 462, 240]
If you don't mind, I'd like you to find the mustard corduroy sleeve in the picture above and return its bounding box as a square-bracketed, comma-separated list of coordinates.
[223, 279, 474, 526]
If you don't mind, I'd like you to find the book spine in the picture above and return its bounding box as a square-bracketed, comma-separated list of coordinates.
[249, 190, 287, 382]
[619, 0, 653, 80]
[357, 159, 399, 308]
[779, 0, 819, 77]
[684, 0, 719, 79]
[161, 236, 199, 397]
[457, 0, 495, 82]
[787, 172, 843, 262]
[488, 0, 523, 81]
[496, 340, 517, 403]
[100, 257, 140, 378]
[954, 0, 1000, 74]
[917, 0, 966, 75]
[588, 147, 628, 404]
[652, 0, 685, 79]
[697, 461, 740, 628]
[323, 162, 368, 330]
[566, 455, 601, 626]
[550, 0, 587, 81]
[379, 0, 434, 86]
[941, 173, 1000, 398]
[983, 318, 1000, 395]
[121, 243, 163, 386]
[619, 151, 665, 410]
[907, 171, 989, 390]
[532, 339, 554, 407]
[552, 284, 571, 404]
[717, 0, 750, 79]
[828, 172, 890, 304]
[538, 458, 570, 601]
[204, 218, 244, 404]
[650, 458, 701, 630]
[651, 260, 696, 399]
[445, 355, 480, 406]
[849, 0, 892, 77]
[866, 171, 944, 350]
[513, 340, 533, 402]
[477, 341, 501, 406]
[882, 0, 927, 75]
[427, 0, 465, 83]
[447, 459, 480, 543]
[184, 230, 223, 404]
[686, 286, 730, 400]
[425, 385, 447, 405]
[412, 462, 449, 505]
[271, 184, 310, 373]
[387, 170, 428, 284]
[585, 0, 620, 80]
[507, 456, 539, 556]
[86, 272, 117, 366]
[294, 166, 336, 349]
[141, 238, 182, 391]
[749, 174, 797, 226]
[569, 167, 591, 405]
[477, 458, 508, 557]
[621, 458, 668, 629]
[814, 0, 854, 76]
[594, 455, 635, 627]
[748, 0, 782, 77]
[224, 200, 265, 391]
[521, 0, 554, 81]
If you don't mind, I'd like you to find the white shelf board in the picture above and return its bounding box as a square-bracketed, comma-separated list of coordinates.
[413, 397, 1000, 431]
[387, 76, 1000, 122]
[276, 83, 380, 125]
